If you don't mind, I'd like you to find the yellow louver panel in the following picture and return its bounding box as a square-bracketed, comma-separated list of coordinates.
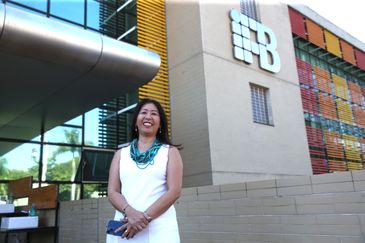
[137, 0, 170, 133]
[342, 134, 361, 162]
[332, 74, 349, 100]
[336, 99, 353, 125]
[324, 30, 342, 58]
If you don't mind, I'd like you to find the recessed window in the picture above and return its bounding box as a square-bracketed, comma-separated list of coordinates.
[250, 83, 273, 125]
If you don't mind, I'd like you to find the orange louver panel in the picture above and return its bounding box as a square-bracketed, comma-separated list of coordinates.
[328, 159, 347, 172]
[324, 130, 344, 159]
[332, 74, 349, 100]
[336, 99, 353, 125]
[340, 40, 356, 65]
[318, 93, 337, 120]
[314, 66, 332, 94]
[342, 134, 361, 161]
[352, 106, 365, 128]
[137, 0, 170, 133]
[324, 30, 341, 58]
[348, 81, 363, 105]
[306, 19, 325, 49]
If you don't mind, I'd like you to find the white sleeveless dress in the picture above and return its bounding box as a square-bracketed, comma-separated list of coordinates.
[106, 144, 180, 243]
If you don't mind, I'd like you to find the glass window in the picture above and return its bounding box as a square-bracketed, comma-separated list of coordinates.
[9, 0, 47, 12]
[43, 144, 81, 182]
[44, 126, 82, 144]
[0, 142, 40, 180]
[58, 183, 81, 201]
[87, 0, 101, 30]
[83, 183, 107, 199]
[50, 0, 85, 25]
[85, 108, 101, 147]
[64, 115, 82, 126]
[250, 83, 273, 125]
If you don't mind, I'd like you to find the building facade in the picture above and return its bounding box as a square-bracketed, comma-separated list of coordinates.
[1, 0, 365, 200]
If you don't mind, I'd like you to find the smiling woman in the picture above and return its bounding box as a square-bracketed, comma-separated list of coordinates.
[107, 98, 183, 243]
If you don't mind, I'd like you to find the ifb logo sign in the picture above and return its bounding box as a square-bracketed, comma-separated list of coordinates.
[229, 9, 281, 73]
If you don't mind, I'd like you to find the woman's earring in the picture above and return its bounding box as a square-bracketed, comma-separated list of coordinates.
[135, 127, 138, 132]
[159, 128, 162, 134]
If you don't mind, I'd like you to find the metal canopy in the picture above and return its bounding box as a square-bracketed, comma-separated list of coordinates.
[0, 3, 160, 145]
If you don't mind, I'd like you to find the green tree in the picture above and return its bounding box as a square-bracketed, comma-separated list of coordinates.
[48, 129, 81, 200]
[0, 157, 9, 196]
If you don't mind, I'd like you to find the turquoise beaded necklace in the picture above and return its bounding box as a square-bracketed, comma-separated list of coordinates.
[130, 139, 162, 169]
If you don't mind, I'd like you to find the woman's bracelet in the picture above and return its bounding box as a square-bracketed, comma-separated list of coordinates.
[122, 203, 130, 213]
[143, 212, 153, 222]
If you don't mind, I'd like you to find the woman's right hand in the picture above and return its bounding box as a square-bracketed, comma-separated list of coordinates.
[125, 206, 149, 232]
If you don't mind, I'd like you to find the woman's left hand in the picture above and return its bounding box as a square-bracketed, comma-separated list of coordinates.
[125, 206, 149, 232]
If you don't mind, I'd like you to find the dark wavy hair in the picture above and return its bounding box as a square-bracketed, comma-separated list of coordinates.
[130, 98, 181, 148]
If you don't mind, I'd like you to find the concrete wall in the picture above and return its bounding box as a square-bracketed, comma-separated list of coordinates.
[166, 0, 213, 187]
[167, 0, 312, 187]
[58, 170, 365, 243]
[176, 170, 365, 243]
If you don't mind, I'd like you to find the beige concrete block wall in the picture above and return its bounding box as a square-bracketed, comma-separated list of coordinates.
[58, 170, 365, 243]
[176, 170, 365, 243]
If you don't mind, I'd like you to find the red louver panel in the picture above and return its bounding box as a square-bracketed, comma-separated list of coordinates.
[296, 58, 313, 87]
[355, 49, 365, 71]
[305, 125, 324, 148]
[288, 8, 306, 39]
[311, 158, 328, 174]
[300, 87, 318, 115]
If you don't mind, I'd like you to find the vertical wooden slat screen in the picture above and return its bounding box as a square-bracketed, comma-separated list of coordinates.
[340, 40, 356, 65]
[305, 19, 325, 49]
[137, 0, 171, 133]
[324, 30, 341, 58]
[288, 8, 306, 39]
[355, 49, 365, 71]
[332, 74, 349, 100]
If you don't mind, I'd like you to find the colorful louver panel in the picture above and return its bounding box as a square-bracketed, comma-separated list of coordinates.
[311, 158, 328, 174]
[336, 99, 353, 125]
[342, 134, 361, 162]
[348, 81, 363, 105]
[137, 0, 171, 133]
[355, 49, 365, 71]
[328, 159, 347, 172]
[290, 8, 365, 175]
[352, 106, 365, 128]
[305, 125, 324, 148]
[332, 74, 349, 100]
[296, 58, 314, 87]
[318, 93, 337, 120]
[300, 88, 318, 115]
[288, 8, 306, 39]
[340, 40, 356, 65]
[306, 19, 325, 49]
[314, 67, 332, 94]
[324, 30, 341, 58]
[324, 130, 344, 159]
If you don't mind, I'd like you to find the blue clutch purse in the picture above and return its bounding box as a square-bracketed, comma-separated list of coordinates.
[106, 220, 126, 236]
